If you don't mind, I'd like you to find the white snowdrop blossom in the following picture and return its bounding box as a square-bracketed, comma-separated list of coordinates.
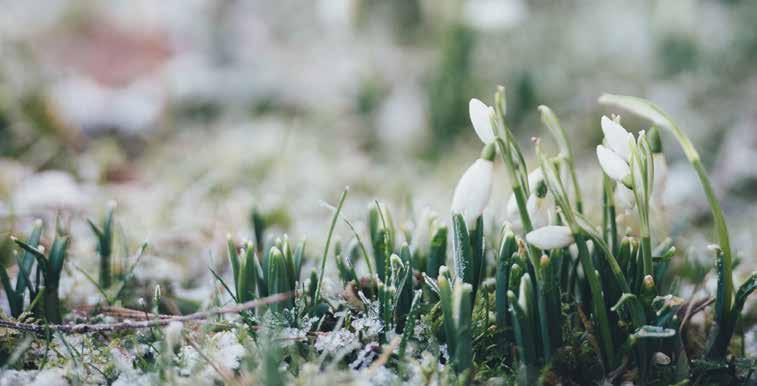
[614, 182, 635, 210]
[526, 225, 574, 250]
[506, 169, 553, 231]
[469, 98, 496, 144]
[597, 145, 631, 182]
[526, 194, 554, 229]
[506, 169, 544, 218]
[596, 116, 634, 182]
[451, 158, 494, 228]
[601, 116, 634, 161]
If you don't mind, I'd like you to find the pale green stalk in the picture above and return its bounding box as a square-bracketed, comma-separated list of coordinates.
[538, 105, 583, 212]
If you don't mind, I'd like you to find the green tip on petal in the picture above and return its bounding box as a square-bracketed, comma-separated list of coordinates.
[480, 142, 496, 161]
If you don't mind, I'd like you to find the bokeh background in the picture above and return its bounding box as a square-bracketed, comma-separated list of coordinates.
[0, 0, 755, 331]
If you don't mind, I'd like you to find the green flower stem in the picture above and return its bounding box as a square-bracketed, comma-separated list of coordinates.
[611, 293, 648, 381]
[575, 233, 614, 368]
[538, 105, 583, 213]
[494, 138, 541, 275]
[496, 135, 554, 362]
[602, 177, 618, 254]
[640, 235, 653, 281]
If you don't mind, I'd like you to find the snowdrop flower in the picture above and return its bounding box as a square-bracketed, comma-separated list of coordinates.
[614, 182, 635, 210]
[506, 169, 551, 230]
[526, 194, 553, 229]
[469, 98, 496, 144]
[451, 144, 495, 228]
[525, 225, 574, 250]
[506, 169, 544, 217]
[596, 116, 634, 183]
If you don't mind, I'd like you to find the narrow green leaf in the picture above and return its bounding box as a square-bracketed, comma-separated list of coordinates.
[398, 290, 423, 359]
[451, 213, 473, 287]
[496, 228, 516, 329]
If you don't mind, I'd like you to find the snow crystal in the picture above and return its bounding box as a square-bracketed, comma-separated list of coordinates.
[314, 329, 358, 354]
[0, 368, 68, 386]
[351, 315, 383, 338]
[349, 342, 379, 370]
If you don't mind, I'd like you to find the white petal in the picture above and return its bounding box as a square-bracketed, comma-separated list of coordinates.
[451, 159, 494, 228]
[614, 182, 635, 210]
[601, 116, 634, 161]
[596, 145, 630, 181]
[469, 98, 496, 144]
[527, 195, 553, 229]
[506, 193, 519, 219]
[518, 273, 532, 310]
[527, 168, 544, 190]
[526, 225, 574, 250]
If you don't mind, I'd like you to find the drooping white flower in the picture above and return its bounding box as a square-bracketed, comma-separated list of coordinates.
[526, 194, 553, 229]
[597, 145, 631, 182]
[614, 182, 635, 210]
[525, 225, 574, 250]
[469, 98, 496, 144]
[451, 158, 494, 228]
[596, 116, 636, 184]
[506, 169, 544, 218]
[601, 116, 634, 161]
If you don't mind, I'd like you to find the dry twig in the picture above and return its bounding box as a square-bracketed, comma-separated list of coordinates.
[0, 292, 292, 335]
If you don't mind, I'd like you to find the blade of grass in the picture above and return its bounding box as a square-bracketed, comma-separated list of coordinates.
[314, 187, 349, 306]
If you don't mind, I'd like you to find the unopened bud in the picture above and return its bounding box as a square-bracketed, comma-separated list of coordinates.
[643, 275, 655, 289]
[540, 255, 549, 269]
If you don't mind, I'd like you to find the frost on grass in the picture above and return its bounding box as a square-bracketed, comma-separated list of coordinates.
[315, 329, 359, 355]
[0, 368, 69, 386]
[177, 331, 246, 377]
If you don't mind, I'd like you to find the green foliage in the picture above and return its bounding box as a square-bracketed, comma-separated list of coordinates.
[87, 203, 115, 289]
[427, 23, 475, 153]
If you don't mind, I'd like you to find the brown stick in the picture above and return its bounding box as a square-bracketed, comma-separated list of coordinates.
[0, 292, 292, 335]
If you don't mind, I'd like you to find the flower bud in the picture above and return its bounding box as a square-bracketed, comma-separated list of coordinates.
[597, 145, 631, 182]
[469, 98, 496, 144]
[614, 182, 635, 210]
[525, 226, 574, 250]
[451, 158, 494, 229]
[601, 115, 634, 161]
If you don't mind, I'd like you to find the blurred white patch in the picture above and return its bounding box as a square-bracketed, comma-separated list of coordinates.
[317, 0, 355, 30]
[12, 171, 87, 213]
[376, 84, 427, 151]
[464, 0, 526, 30]
[48, 76, 163, 135]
